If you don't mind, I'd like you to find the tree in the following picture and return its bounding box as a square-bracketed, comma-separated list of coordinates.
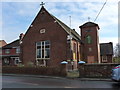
[113, 43, 120, 63]
[114, 43, 120, 57]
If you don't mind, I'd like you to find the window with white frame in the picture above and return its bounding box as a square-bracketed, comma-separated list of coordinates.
[102, 56, 107, 62]
[5, 49, 10, 54]
[36, 41, 50, 59]
[4, 58, 9, 64]
[89, 47, 92, 52]
[14, 57, 20, 65]
[16, 48, 20, 53]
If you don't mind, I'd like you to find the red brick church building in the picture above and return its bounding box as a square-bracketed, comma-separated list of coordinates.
[1, 6, 113, 69]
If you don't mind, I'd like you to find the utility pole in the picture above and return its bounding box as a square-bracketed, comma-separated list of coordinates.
[69, 16, 72, 61]
[69, 16, 74, 70]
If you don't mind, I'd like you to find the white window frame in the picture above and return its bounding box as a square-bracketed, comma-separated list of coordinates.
[5, 49, 10, 54]
[102, 56, 107, 62]
[14, 57, 20, 65]
[36, 41, 50, 66]
[36, 41, 50, 59]
[36, 59, 46, 66]
[4, 58, 9, 64]
[11, 57, 21, 65]
[16, 48, 20, 53]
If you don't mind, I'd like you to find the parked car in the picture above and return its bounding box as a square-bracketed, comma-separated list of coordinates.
[112, 65, 120, 82]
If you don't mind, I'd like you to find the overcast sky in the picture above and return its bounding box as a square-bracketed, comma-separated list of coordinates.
[1, 0, 119, 47]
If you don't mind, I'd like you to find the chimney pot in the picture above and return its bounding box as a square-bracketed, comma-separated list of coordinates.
[19, 33, 24, 40]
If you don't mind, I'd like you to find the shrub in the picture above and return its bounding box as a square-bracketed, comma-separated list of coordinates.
[26, 61, 34, 67]
[17, 63, 24, 67]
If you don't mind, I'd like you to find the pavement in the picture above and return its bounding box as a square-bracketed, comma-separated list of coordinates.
[2, 73, 112, 81]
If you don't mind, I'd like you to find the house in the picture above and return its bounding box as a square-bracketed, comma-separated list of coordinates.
[2, 6, 113, 68]
[0, 40, 7, 65]
[0, 40, 7, 56]
[19, 6, 81, 70]
[0, 40, 7, 47]
[100, 42, 113, 63]
[1, 39, 21, 66]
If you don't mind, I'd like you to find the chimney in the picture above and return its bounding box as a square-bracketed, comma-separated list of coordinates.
[73, 29, 75, 31]
[19, 33, 24, 41]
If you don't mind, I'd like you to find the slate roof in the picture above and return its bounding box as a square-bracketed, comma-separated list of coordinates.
[100, 42, 113, 55]
[79, 22, 100, 29]
[2, 39, 20, 49]
[51, 15, 81, 41]
[42, 6, 81, 41]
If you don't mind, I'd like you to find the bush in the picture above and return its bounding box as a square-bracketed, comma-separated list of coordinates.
[17, 63, 24, 67]
[26, 61, 34, 67]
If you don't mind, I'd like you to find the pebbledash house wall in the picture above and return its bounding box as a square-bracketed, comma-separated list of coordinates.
[20, 7, 80, 67]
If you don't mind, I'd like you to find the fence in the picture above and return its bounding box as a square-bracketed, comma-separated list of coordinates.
[78, 63, 120, 78]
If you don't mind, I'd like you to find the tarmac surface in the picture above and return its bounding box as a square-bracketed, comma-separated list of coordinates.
[2, 74, 120, 88]
[2, 73, 111, 81]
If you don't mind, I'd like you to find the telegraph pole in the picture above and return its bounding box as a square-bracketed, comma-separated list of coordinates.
[69, 16, 72, 61]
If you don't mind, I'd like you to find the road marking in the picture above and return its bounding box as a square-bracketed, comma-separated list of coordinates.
[64, 87, 75, 88]
[20, 82, 40, 86]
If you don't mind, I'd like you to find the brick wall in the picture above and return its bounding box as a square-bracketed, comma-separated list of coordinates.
[2, 64, 67, 77]
[78, 63, 120, 78]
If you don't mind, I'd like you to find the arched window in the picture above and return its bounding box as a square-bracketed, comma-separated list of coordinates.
[86, 35, 92, 44]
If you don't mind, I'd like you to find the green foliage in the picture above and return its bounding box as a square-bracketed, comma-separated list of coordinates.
[26, 61, 34, 67]
[114, 43, 120, 57]
[113, 57, 120, 63]
[17, 63, 24, 67]
[67, 70, 79, 78]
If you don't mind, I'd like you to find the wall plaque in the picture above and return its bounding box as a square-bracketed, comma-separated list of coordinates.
[40, 29, 46, 34]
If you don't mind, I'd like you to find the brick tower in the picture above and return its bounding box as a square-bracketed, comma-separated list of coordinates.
[79, 22, 100, 63]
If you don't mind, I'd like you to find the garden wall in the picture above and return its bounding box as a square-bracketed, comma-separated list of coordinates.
[78, 63, 120, 78]
[2, 64, 67, 77]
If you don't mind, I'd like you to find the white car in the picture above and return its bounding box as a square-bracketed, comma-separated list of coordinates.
[112, 65, 120, 82]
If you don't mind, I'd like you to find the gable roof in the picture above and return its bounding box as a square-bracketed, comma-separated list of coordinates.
[34, 6, 81, 41]
[100, 42, 113, 55]
[0, 40, 7, 47]
[2, 39, 20, 49]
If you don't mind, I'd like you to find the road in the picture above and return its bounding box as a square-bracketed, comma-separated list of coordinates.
[2, 75, 120, 88]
